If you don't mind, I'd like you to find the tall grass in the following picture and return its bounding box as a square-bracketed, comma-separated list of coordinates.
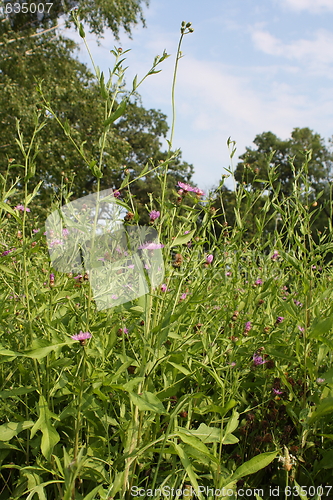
[1, 18, 333, 500]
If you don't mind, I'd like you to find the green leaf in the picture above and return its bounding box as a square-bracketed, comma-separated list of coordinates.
[30, 395, 60, 460]
[170, 229, 195, 247]
[79, 22, 85, 38]
[308, 397, 333, 425]
[103, 100, 127, 129]
[176, 430, 218, 463]
[229, 451, 278, 483]
[0, 264, 16, 276]
[0, 387, 36, 399]
[190, 423, 221, 443]
[172, 443, 204, 500]
[0, 420, 34, 441]
[309, 315, 333, 339]
[129, 391, 167, 414]
[24, 343, 68, 360]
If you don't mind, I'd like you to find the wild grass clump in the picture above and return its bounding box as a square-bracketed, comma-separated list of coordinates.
[1, 17, 333, 500]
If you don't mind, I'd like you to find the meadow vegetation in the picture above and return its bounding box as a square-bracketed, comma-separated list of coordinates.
[1, 13, 333, 500]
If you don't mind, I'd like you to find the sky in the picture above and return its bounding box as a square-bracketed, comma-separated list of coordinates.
[58, 0, 333, 193]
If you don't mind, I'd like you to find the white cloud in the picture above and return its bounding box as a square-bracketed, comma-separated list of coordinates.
[282, 0, 333, 12]
[252, 28, 333, 65]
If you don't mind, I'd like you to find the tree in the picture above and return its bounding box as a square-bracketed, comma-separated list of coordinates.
[0, 29, 194, 220]
[234, 128, 333, 199]
[1, 0, 148, 39]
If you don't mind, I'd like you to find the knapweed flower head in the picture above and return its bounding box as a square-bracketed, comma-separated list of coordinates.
[180, 292, 187, 301]
[254, 278, 263, 286]
[14, 204, 30, 212]
[253, 354, 267, 366]
[316, 377, 325, 384]
[149, 210, 160, 222]
[113, 190, 121, 198]
[298, 325, 305, 333]
[161, 283, 168, 292]
[71, 331, 92, 345]
[118, 327, 129, 335]
[276, 316, 284, 324]
[177, 181, 196, 193]
[33, 229, 40, 234]
[271, 250, 279, 260]
[138, 242, 164, 250]
[293, 299, 303, 307]
[272, 388, 283, 395]
[206, 254, 213, 264]
[1, 247, 16, 256]
[244, 321, 252, 333]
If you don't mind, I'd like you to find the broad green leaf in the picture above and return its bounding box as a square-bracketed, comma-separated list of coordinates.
[229, 451, 278, 482]
[190, 423, 221, 443]
[24, 342, 69, 360]
[0, 387, 35, 399]
[168, 361, 190, 376]
[0, 420, 34, 441]
[170, 229, 195, 248]
[308, 397, 333, 425]
[309, 315, 333, 339]
[129, 391, 167, 414]
[30, 396, 60, 460]
[176, 430, 218, 463]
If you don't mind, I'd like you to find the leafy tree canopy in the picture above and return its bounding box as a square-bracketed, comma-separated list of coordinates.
[0, 28, 194, 221]
[234, 128, 333, 198]
[1, 0, 148, 38]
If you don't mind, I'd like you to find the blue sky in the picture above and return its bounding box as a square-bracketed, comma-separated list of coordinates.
[59, 0, 333, 193]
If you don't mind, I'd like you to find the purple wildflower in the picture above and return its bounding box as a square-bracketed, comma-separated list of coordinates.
[138, 242, 164, 250]
[118, 327, 128, 335]
[180, 292, 187, 301]
[193, 187, 204, 196]
[316, 378, 325, 384]
[161, 284, 168, 292]
[226, 271, 232, 276]
[253, 354, 267, 366]
[298, 326, 305, 333]
[276, 316, 284, 324]
[33, 229, 40, 234]
[14, 204, 30, 212]
[71, 331, 92, 345]
[177, 181, 196, 193]
[62, 228, 70, 237]
[271, 250, 279, 260]
[272, 388, 283, 395]
[244, 321, 252, 332]
[206, 254, 213, 264]
[149, 210, 160, 222]
[293, 300, 303, 307]
[113, 190, 121, 198]
[1, 247, 15, 256]
[255, 279, 263, 286]
[50, 273, 55, 281]
[111, 295, 118, 300]
[128, 264, 135, 269]
[50, 239, 63, 247]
